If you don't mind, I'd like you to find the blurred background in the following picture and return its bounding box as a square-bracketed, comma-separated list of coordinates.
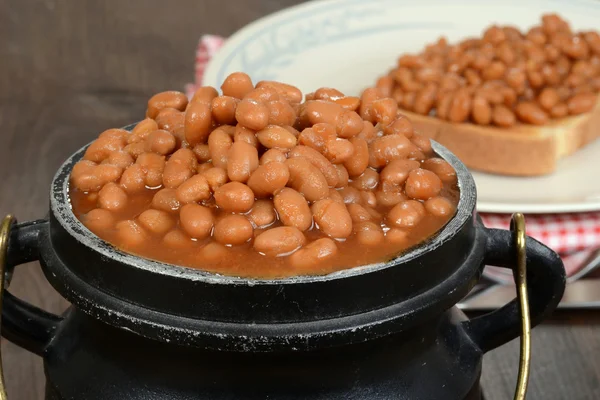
[1, 1, 599, 399]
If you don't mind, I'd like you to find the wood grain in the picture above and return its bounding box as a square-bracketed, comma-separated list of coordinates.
[1, 0, 599, 398]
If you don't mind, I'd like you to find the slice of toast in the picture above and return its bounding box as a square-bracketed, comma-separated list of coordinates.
[402, 100, 600, 176]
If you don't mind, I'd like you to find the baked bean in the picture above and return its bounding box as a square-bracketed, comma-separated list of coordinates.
[221, 72, 254, 100]
[147, 91, 188, 119]
[550, 103, 569, 118]
[380, 159, 420, 186]
[500, 87, 518, 107]
[375, 184, 406, 208]
[119, 164, 146, 193]
[163, 229, 193, 249]
[436, 93, 453, 120]
[385, 228, 409, 245]
[334, 96, 361, 111]
[214, 182, 255, 213]
[260, 149, 287, 165]
[425, 197, 455, 218]
[350, 168, 379, 191]
[527, 69, 545, 89]
[285, 157, 329, 201]
[505, 68, 526, 91]
[413, 84, 437, 115]
[247, 199, 277, 228]
[175, 174, 211, 203]
[197, 162, 214, 174]
[354, 221, 384, 246]
[369, 134, 417, 168]
[145, 130, 176, 155]
[371, 98, 398, 124]
[314, 87, 345, 101]
[537, 88, 560, 111]
[360, 190, 377, 207]
[254, 226, 305, 256]
[208, 127, 233, 169]
[94, 164, 124, 186]
[472, 96, 492, 125]
[227, 141, 259, 183]
[97, 182, 128, 212]
[84, 135, 126, 163]
[298, 123, 336, 153]
[563, 36, 590, 59]
[98, 128, 128, 140]
[129, 118, 158, 144]
[103, 151, 134, 169]
[358, 87, 382, 122]
[211, 96, 238, 125]
[115, 220, 148, 247]
[236, 99, 270, 131]
[273, 188, 313, 231]
[341, 137, 369, 178]
[155, 108, 186, 145]
[338, 186, 361, 204]
[289, 146, 338, 186]
[84, 208, 116, 233]
[244, 87, 280, 103]
[136, 152, 165, 187]
[410, 133, 432, 156]
[247, 161, 290, 197]
[405, 169, 442, 200]
[334, 164, 349, 188]
[289, 238, 338, 270]
[201, 167, 228, 191]
[347, 203, 372, 223]
[266, 99, 297, 126]
[190, 86, 218, 106]
[257, 125, 297, 149]
[387, 200, 426, 228]
[180, 204, 214, 239]
[328, 188, 345, 203]
[152, 188, 181, 213]
[382, 116, 414, 138]
[163, 149, 196, 188]
[311, 198, 352, 238]
[233, 124, 259, 148]
[257, 81, 302, 104]
[192, 144, 211, 163]
[567, 93, 597, 115]
[124, 142, 147, 159]
[336, 110, 363, 138]
[447, 89, 472, 123]
[515, 102, 549, 125]
[323, 138, 354, 164]
[492, 105, 516, 127]
[138, 209, 174, 235]
[376, 76, 394, 97]
[482, 61, 506, 81]
[184, 102, 212, 146]
[421, 158, 457, 184]
[357, 121, 378, 142]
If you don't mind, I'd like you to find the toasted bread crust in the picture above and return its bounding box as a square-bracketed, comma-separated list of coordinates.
[401, 100, 600, 176]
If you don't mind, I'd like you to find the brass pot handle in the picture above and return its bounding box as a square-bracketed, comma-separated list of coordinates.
[511, 212, 531, 400]
[0, 214, 15, 400]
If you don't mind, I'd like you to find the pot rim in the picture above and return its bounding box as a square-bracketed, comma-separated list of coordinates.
[50, 124, 476, 285]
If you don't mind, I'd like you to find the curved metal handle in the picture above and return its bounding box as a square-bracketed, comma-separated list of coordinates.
[464, 213, 566, 400]
[0, 215, 63, 399]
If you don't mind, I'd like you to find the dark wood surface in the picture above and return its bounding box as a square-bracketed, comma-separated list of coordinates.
[0, 0, 599, 398]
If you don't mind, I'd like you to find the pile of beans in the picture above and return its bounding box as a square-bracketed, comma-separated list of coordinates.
[70, 73, 459, 278]
[375, 14, 600, 127]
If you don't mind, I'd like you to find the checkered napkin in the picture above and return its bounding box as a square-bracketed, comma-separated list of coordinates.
[187, 35, 600, 280]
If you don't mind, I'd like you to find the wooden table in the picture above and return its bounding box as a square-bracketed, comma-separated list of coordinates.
[0, 0, 598, 398]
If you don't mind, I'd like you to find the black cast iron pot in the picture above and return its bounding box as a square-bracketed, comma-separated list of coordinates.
[1, 125, 566, 400]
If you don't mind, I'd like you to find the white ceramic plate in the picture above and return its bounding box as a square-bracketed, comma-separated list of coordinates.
[204, 0, 600, 214]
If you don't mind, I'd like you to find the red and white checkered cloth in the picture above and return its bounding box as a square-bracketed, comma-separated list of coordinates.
[187, 35, 600, 279]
